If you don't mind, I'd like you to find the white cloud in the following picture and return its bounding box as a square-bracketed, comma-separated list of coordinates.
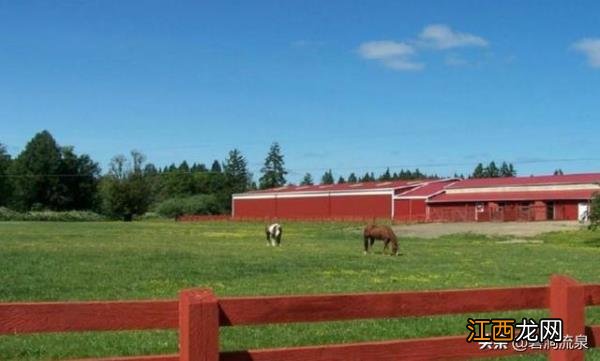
[357, 41, 423, 71]
[382, 58, 424, 71]
[418, 24, 488, 49]
[358, 40, 415, 59]
[572, 38, 600, 68]
[357, 24, 488, 71]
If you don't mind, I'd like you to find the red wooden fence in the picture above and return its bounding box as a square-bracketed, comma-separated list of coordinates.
[1, 275, 599, 361]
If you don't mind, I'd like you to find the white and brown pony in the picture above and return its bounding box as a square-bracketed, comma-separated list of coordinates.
[265, 223, 283, 246]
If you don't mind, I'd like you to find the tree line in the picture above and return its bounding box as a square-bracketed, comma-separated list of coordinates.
[1, 131, 530, 221]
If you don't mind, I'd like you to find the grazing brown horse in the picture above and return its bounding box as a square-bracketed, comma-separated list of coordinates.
[363, 224, 399, 255]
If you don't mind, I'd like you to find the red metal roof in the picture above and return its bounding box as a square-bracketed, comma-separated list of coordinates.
[447, 173, 600, 189]
[428, 189, 599, 203]
[396, 179, 458, 198]
[243, 180, 428, 194]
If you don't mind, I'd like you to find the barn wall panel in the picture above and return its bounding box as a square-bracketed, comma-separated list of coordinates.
[394, 200, 410, 221]
[275, 197, 330, 219]
[428, 203, 476, 222]
[394, 199, 427, 222]
[234, 198, 277, 218]
[330, 195, 391, 218]
[410, 200, 427, 221]
[554, 201, 578, 220]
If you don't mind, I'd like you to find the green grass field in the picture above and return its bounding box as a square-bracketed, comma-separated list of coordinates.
[0, 221, 599, 360]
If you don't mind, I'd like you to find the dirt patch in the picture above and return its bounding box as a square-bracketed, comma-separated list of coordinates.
[392, 221, 584, 239]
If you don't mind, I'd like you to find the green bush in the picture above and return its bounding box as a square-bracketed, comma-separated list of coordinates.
[0, 207, 107, 221]
[135, 212, 166, 221]
[0, 207, 25, 221]
[155, 194, 224, 218]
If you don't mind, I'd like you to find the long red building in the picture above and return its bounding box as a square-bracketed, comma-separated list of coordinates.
[427, 173, 600, 222]
[232, 172, 600, 222]
[232, 179, 455, 221]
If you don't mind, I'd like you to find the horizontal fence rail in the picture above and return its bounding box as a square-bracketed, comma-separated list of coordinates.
[216, 286, 549, 326]
[1, 276, 599, 361]
[0, 300, 178, 334]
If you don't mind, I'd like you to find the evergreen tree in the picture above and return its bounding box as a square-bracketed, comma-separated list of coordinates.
[191, 163, 208, 172]
[379, 168, 392, 181]
[179, 161, 190, 172]
[321, 169, 335, 185]
[337, 176, 346, 184]
[259, 142, 287, 189]
[347, 173, 358, 183]
[554, 169, 564, 176]
[0, 144, 13, 206]
[486, 161, 499, 178]
[144, 163, 158, 176]
[472, 163, 485, 178]
[500, 162, 511, 177]
[210, 160, 222, 173]
[508, 163, 516, 177]
[300, 173, 314, 186]
[223, 149, 251, 195]
[360, 172, 373, 182]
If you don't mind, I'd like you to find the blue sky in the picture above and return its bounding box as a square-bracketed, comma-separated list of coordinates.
[1, 1, 600, 182]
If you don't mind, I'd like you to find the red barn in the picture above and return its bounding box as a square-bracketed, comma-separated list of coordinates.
[427, 173, 600, 222]
[231, 173, 600, 222]
[393, 179, 458, 222]
[232, 179, 453, 221]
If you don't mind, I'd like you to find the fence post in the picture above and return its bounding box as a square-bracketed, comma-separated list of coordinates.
[549, 275, 585, 361]
[179, 288, 219, 361]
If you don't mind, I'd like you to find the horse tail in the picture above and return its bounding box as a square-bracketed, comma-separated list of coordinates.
[389, 227, 399, 255]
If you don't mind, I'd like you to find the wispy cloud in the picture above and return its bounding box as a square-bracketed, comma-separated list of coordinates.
[291, 40, 325, 49]
[357, 40, 423, 71]
[418, 24, 488, 49]
[358, 41, 414, 59]
[358, 24, 488, 71]
[572, 38, 600, 68]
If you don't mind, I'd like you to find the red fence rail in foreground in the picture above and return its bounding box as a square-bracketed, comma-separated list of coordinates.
[1, 275, 599, 361]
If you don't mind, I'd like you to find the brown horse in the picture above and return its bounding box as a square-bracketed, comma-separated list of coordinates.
[363, 224, 399, 255]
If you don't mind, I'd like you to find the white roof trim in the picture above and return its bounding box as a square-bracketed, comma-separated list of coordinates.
[233, 189, 395, 200]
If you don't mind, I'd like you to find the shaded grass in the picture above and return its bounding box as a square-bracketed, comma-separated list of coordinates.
[0, 221, 599, 360]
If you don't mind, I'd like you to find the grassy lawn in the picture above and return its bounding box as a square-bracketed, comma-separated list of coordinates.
[0, 220, 599, 360]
